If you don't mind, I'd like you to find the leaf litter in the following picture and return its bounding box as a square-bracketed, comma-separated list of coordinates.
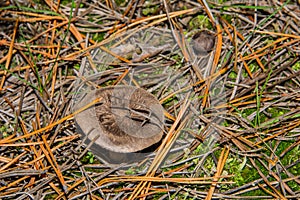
[0, 0, 299, 199]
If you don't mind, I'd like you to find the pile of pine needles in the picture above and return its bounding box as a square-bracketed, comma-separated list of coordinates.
[0, 0, 299, 199]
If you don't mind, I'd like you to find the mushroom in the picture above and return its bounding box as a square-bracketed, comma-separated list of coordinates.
[191, 30, 216, 56]
[74, 85, 164, 161]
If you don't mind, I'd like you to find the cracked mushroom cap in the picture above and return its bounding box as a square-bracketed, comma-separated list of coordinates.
[74, 85, 164, 153]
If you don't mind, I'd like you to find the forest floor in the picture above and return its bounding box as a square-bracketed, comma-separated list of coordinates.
[0, 0, 299, 199]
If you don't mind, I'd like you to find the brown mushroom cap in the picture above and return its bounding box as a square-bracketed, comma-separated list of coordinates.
[191, 30, 216, 56]
[74, 85, 164, 153]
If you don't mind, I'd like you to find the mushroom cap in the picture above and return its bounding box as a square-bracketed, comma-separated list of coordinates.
[191, 30, 215, 56]
[74, 85, 164, 153]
